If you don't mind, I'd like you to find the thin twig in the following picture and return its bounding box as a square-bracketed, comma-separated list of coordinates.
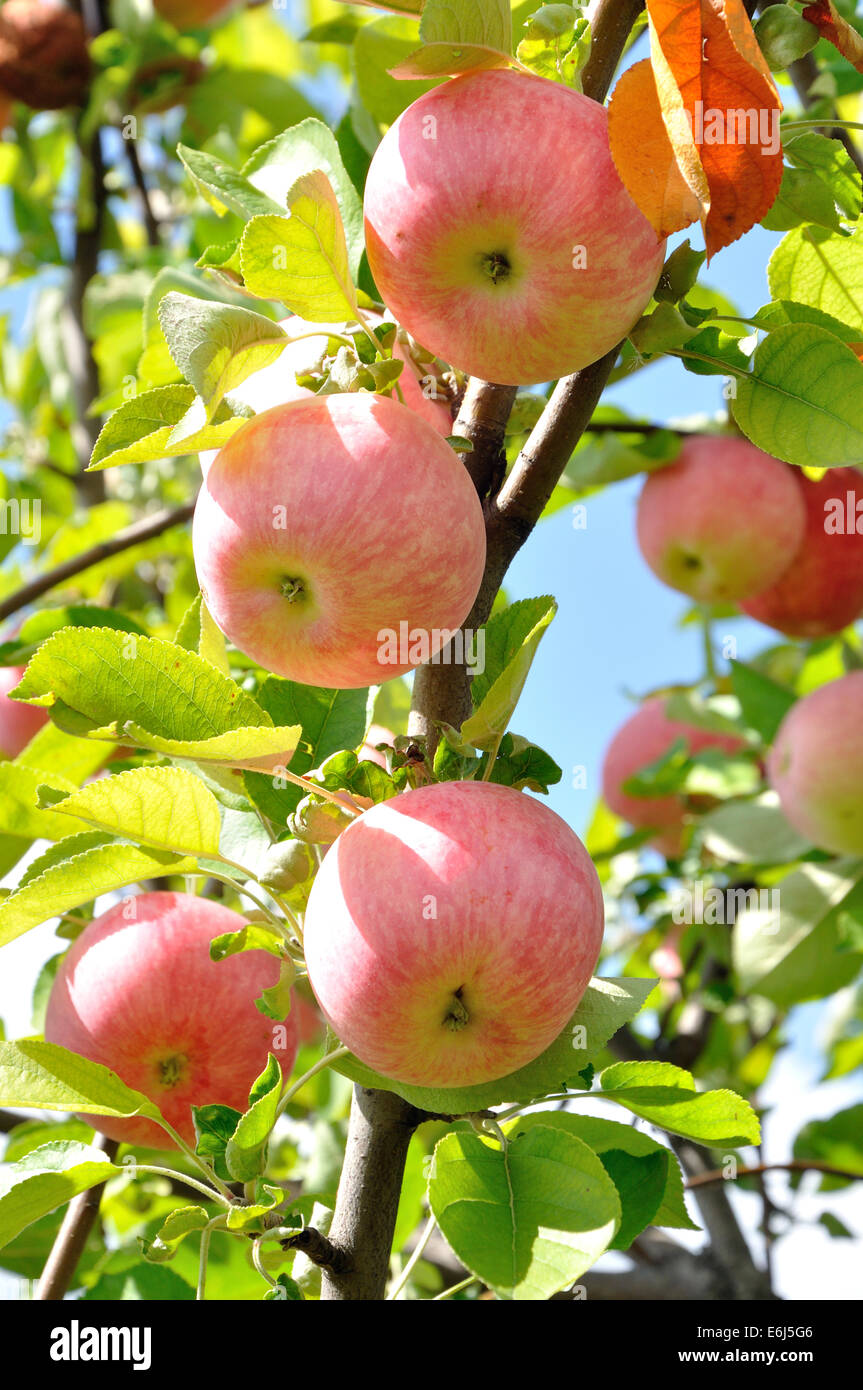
[123, 136, 160, 247]
[36, 1135, 119, 1300]
[0, 500, 195, 625]
[687, 1160, 863, 1189]
[787, 50, 863, 176]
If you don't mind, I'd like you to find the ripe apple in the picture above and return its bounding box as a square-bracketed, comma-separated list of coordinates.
[44, 891, 296, 1148]
[601, 698, 745, 855]
[193, 392, 486, 688]
[0, 664, 47, 758]
[741, 468, 863, 638]
[768, 671, 863, 855]
[636, 437, 806, 602]
[200, 314, 451, 478]
[303, 780, 604, 1089]
[0, 0, 90, 110]
[153, 0, 237, 27]
[363, 68, 665, 386]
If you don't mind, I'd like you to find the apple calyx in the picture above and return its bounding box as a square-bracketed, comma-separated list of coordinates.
[442, 987, 470, 1032]
[479, 250, 512, 286]
[156, 1052, 189, 1088]
[280, 576, 307, 604]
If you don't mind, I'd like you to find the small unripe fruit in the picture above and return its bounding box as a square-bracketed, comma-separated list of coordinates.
[259, 838, 315, 892]
[768, 672, 863, 855]
[44, 892, 297, 1148]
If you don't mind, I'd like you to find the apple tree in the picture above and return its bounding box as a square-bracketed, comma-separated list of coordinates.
[0, 0, 862, 1305]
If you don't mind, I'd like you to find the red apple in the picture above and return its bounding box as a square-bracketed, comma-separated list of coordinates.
[768, 671, 863, 855]
[44, 891, 296, 1148]
[193, 392, 486, 688]
[153, 0, 237, 27]
[741, 468, 863, 638]
[601, 698, 745, 855]
[636, 437, 806, 602]
[363, 68, 665, 386]
[0, 0, 90, 110]
[0, 664, 47, 758]
[303, 780, 604, 1089]
[200, 314, 451, 478]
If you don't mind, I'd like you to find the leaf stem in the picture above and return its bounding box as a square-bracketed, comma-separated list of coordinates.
[386, 1211, 436, 1300]
[275, 1044, 350, 1119]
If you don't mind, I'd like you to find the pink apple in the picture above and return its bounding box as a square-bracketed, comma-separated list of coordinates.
[303, 780, 604, 1089]
[0, 664, 47, 758]
[601, 698, 745, 855]
[44, 891, 296, 1148]
[636, 437, 806, 602]
[200, 314, 451, 479]
[193, 392, 486, 688]
[741, 468, 863, 638]
[768, 671, 863, 855]
[363, 68, 665, 387]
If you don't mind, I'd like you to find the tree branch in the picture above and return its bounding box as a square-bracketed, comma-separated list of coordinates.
[281, 1225, 348, 1272]
[672, 1139, 777, 1300]
[0, 500, 195, 625]
[36, 1135, 119, 1300]
[319, 1087, 428, 1301]
[687, 1160, 863, 1189]
[123, 136, 160, 248]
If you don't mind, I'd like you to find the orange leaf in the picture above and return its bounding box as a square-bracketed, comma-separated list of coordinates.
[802, 0, 863, 71]
[696, 0, 784, 256]
[611, 0, 784, 257]
[608, 59, 706, 238]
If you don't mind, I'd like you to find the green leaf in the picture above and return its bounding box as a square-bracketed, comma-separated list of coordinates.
[225, 1180, 282, 1231]
[244, 679, 370, 819]
[731, 324, 863, 468]
[331, 976, 657, 1113]
[89, 384, 249, 470]
[0, 604, 148, 667]
[241, 118, 365, 278]
[82, 1261, 195, 1301]
[225, 1055, 282, 1182]
[0, 763, 87, 844]
[753, 4, 818, 70]
[120, 725, 301, 774]
[752, 298, 861, 341]
[13, 628, 275, 749]
[0, 832, 196, 945]
[598, 1150, 670, 1250]
[598, 1061, 761, 1146]
[239, 170, 358, 323]
[781, 135, 861, 222]
[794, 1106, 863, 1187]
[700, 793, 812, 864]
[141, 1205, 211, 1264]
[0, 1141, 120, 1251]
[506, 1111, 697, 1231]
[177, 144, 284, 221]
[420, 0, 511, 50]
[157, 293, 288, 420]
[517, 7, 591, 89]
[175, 594, 230, 676]
[428, 1127, 620, 1299]
[768, 225, 863, 333]
[730, 660, 797, 743]
[193, 1104, 242, 1184]
[255, 960, 296, 1023]
[484, 732, 562, 793]
[389, 43, 514, 78]
[42, 767, 222, 859]
[733, 860, 863, 1006]
[0, 1041, 163, 1128]
[461, 597, 557, 750]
